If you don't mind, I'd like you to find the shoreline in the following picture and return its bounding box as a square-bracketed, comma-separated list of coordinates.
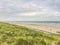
[5, 21, 60, 34]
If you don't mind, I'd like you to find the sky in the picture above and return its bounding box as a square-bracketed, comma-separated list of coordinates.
[0, 0, 60, 21]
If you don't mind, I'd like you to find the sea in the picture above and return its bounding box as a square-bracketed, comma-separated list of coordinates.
[11, 21, 60, 26]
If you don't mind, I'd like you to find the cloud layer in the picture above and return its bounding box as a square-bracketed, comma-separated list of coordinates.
[0, 0, 60, 21]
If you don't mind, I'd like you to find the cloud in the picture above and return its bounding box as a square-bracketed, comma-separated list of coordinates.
[0, 0, 60, 21]
[18, 12, 37, 16]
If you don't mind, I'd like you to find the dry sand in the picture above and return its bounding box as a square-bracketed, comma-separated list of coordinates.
[6, 22, 60, 34]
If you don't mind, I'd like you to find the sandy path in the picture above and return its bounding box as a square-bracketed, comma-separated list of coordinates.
[6, 22, 60, 34]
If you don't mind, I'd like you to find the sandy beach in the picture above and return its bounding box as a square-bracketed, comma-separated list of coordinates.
[6, 22, 60, 34]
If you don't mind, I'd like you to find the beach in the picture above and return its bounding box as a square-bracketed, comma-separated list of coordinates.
[6, 21, 60, 34]
[0, 22, 60, 45]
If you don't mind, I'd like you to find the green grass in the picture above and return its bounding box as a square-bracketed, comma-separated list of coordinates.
[0, 22, 60, 45]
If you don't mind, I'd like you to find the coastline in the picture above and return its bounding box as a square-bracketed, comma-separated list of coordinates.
[6, 21, 60, 34]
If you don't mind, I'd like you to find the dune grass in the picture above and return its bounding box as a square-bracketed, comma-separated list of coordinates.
[0, 22, 60, 45]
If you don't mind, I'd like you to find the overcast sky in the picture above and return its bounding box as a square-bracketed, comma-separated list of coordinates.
[0, 0, 60, 21]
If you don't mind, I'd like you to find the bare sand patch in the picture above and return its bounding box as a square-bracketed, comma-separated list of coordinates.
[6, 22, 60, 34]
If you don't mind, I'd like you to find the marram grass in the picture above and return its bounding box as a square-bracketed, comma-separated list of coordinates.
[0, 22, 60, 45]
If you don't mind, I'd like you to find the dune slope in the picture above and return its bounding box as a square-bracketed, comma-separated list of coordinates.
[0, 22, 60, 45]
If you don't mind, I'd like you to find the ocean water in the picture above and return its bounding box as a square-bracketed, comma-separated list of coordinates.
[12, 21, 60, 26]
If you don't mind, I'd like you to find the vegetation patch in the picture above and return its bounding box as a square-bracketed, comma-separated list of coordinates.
[0, 22, 60, 45]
